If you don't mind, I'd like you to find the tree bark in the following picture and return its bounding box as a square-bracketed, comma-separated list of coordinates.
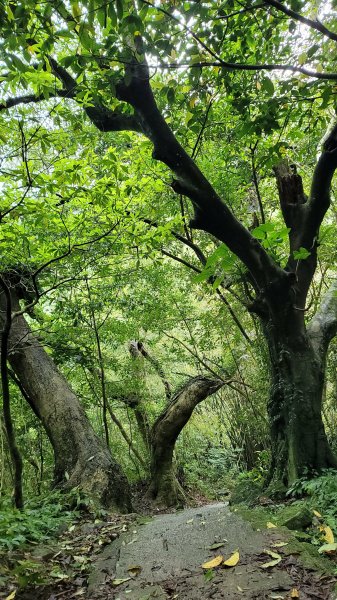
[0, 288, 131, 511]
[264, 306, 337, 490]
[0, 278, 24, 508]
[148, 376, 224, 506]
[267, 333, 336, 482]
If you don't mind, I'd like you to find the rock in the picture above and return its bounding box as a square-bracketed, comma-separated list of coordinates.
[280, 506, 312, 530]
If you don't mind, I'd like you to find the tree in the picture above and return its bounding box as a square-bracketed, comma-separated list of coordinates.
[127, 341, 225, 505]
[0, 278, 131, 511]
[2, 0, 337, 489]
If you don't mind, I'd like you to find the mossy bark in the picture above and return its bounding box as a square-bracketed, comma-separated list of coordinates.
[1, 291, 131, 512]
[265, 320, 337, 487]
[148, 376, 224, 506]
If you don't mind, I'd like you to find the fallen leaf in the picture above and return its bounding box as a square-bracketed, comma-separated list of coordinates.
[186, 519, 194, 524]
[237, 586, 243, 592]
[5, 592, 16, 600]
[318, 542, 337, 554]
[260, 557, 282, 569]
[267, 522, 277, 528]
[112, 578, 132, 586]
[127, 565, 142, 577]
[208, 543, 224, 550]
[313, 510, 322, 518]
[291, 589, 300, 598]
[272, 542, 288, 548]
[203, 569, 214, 581]
[269, 595, 284, 599]
[223, 551, 240, 567]
[71, 590, 86, 597]
[321, 526, 334, 544]
[264, 549, 282, 560]
[201, 555, 223, 569]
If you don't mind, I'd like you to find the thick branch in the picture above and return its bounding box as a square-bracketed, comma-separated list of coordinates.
[1, 58, 142, 134]
[308, 279, 337, 360]
[0, 90, 71, 111]
[152, 376, 224, 444]
[49, 57, 142, 133]
[304, 127, 337, 247]
[117, 62, 284, 291]
[274, 161, 307, 235]
[274, 127, 337, 308]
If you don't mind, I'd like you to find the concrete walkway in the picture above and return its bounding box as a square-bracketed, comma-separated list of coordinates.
[89, 503, 294, 599]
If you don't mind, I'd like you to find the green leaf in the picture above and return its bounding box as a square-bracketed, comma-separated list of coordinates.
[167, 87, 175, 104]
[116, 0, 123, 20]
[293, 247, 311, 260]
[262, 77, 274, 96]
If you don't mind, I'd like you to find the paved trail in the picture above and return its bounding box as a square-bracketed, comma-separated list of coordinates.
[89, 503, 299, 599]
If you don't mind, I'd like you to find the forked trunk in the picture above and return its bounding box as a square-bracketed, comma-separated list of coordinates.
[265, 322, 337, 489]
[1, 291, 131, 511]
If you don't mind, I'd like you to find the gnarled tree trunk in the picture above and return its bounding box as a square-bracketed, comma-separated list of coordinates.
[265, 312, 337, 489]
[148, 376, 224, 506]
[0, 288, 131, 512]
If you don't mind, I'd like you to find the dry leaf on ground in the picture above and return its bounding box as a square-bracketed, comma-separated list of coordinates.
[223, 551, 240, 567]
[264, 549, 282, 560]
[112, 577, 131, 586]
[260, 557, 282, 569]
[272, 542, 288, 548]
[201, 555, 223, 569]
[321, 526, 334, 544]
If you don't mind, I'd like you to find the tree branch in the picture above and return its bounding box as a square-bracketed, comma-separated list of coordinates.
[152, 376, 225, 444]
[116, 58, 284, 292]
[264, 0, 337, 43]
[1, 58, 142, 134]
[129, 340, 171, 401]
[303, 126, 337, 247]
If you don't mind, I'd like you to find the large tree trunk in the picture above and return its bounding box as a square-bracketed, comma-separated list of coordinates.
[1, 290, 131, 512]
[265, 324, 337, 490]
[148, 376, 224, 506]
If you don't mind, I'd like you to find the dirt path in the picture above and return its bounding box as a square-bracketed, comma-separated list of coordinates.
[88, 503, 335, 600]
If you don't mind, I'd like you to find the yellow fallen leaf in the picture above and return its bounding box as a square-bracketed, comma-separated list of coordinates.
[322, 526, 334, 544]
[223, 550, 240, 567]
[201, 555, 223, 569]
[291, 588, 300, 598]
[5, 592, 16, 600]
[112, 578, 131, 586]
[267, 522, 277, 528]
[313, 510, 322, 518]
[264, 549, 281, 560]
[272, 541, 288, 548]
[260, 557, 282, 569]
